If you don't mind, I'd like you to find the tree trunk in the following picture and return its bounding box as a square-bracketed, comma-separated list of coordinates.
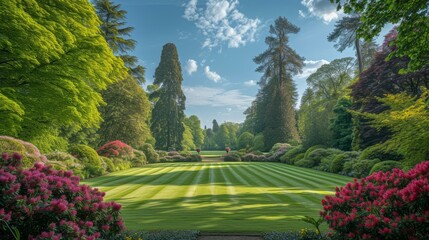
[355, 37, 363, 74]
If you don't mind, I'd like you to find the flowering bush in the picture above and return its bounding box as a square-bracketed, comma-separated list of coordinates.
[321, 160, 429, 239]
[0, 152, 125, 239]
[97, 140, 134, 159]
[69, 144, 103, 178]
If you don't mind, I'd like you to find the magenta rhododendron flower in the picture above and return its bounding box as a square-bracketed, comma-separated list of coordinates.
[321, 160, 429, 239]
[0, 152, 125, 239]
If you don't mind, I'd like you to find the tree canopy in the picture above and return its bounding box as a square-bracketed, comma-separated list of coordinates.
[0, 0, 126, 151]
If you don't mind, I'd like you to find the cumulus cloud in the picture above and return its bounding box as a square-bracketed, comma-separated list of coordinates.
[184, 86, 254, 109]
[296, 59, 330, 79]
[183, 0, 261, 49]
[204, 66, 222, 82]
[244, 80, 257, 86]
[301, 0, 340, 23]
[186, 59, 198, 75]
[298, 10, 306, 18]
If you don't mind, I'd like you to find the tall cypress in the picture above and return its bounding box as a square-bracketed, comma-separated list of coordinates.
[252, 17, 304, 149]
[150, 43, 186, 150]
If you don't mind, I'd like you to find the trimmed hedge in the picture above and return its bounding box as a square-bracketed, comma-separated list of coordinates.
[370, 160, 402, 174]
[69, 144, 103, 178]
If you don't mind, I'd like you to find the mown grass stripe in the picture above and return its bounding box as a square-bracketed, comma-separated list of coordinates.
[218, 163, 238, 202]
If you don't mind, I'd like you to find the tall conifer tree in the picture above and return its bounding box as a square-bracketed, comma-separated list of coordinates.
[252, 17, 304, 149]
[150, 43, 186, 150]
[94, 0, 152, 148]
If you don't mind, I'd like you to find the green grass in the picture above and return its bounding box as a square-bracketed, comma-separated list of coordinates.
[189, 150, 231, 158]
[82, 162, 352, 233]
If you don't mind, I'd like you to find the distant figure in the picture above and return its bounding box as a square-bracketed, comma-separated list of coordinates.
[225, 147, 231, 155]
[196, 148, 201, 154]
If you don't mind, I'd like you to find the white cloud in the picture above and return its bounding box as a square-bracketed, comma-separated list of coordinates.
[296, 59, 330, 79]
[184, 86, 254, 109]
[183, 0, 261, 49]
[186, 59, 198, 75]
[298, 10, 306, 18]
[301, 0, 340, 23]
[204, 66, 222, 82]
[244, 80, 257, 86]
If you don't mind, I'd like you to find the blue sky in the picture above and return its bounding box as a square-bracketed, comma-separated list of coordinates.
[114, 0, 383, 128]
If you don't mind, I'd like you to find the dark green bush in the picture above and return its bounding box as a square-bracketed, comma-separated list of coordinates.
[303, 145, 325, 159]
[140, 143, 159, 163]
[330, 151, 360, 174]
[223, 153, 241, 162]
[306, 148, 342, 168]
[131, 149, 147, 167]
[370, 160, 402, 174]
[252, 133, 265, 151]
[295, 159, 315, 168]
[291, 153, 305, 164]
[69, 144, 103, 178]
[359, 144, 403, 161]
[351, 159, 380, 178]
[263, 230, 325, 240]
[280, 145, 305, 164]
[101, 156, 116, 172]
[156, 150, 168, 158]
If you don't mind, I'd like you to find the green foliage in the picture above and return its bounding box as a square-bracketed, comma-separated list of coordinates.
[330, 151, 360, 174]
[183, 115, 205, 148]
[140, 143, 160, 163]
[69, 144, 103, 178]
[124, 230, 200, 240]
[360, 91, 429, 169]
[251, 17, 304, 149]
[0, 0, 127, 151]
[270, 143, 292, 153]
[181, 124, 196, 151]
[223, 153, 241, 162]
[0, 136, 46, 167]
[359, 144, 403, 161]
[263, 230, 324, 240]
[306, 148, 342, 169]
[329, 97, 353, 151]
[131, 149, 147, 167]
[280, 145, 305, 164]
[291, 153, 305, 164]
[45, 151, 85, 178]
[332, 0, 428, 72]
[303, 145, 325, 159]
[353, 159, 380, 178]
[252, 133, 265, 151]
[238, 132, 254, 150]
[370, 161, 402, 174]
[150, 43, 186, 150]
[295, 159, 315, 168]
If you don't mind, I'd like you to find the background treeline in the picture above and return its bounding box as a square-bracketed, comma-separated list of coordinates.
[1, 0, 428, 176]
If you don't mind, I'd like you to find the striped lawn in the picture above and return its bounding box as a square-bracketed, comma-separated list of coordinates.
[82, 162, 352, 232]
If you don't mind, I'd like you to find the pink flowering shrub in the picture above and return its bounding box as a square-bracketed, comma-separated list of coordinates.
[97, 140, 134, 159]
[321, 160, 429, 239]
[0, 136, 46, 167]
[0, 152, 125, 239]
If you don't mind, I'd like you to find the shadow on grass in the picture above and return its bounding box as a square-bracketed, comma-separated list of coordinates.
[118, 192, 327, 232]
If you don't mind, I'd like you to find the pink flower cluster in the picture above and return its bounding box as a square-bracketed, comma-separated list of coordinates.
[97, 140, 134, 158]
[0, 152, 125, 239]
[321, 160, 429, 239]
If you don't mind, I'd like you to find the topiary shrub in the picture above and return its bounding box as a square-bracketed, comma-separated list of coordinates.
[97, 140, 134, 159]
[330, 151, 360, 174]
[223, 153, 241, 162]
[280, 145, 305, 164]
[370, 160, 402, 174]
[69, 144, 103, 178]
[359, 144, 403, 161]
[0, 152, 125, 239]
[0, 136, 46, 167]
[140, 144, 159, 163]
[321, 160, 429, 239]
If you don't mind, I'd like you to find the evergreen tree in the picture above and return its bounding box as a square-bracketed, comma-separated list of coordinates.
[150, 43, 186, 150]
[212, 119, 220, 133]
[94, 0, 152, 148]
[253, 17, 304, 149]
